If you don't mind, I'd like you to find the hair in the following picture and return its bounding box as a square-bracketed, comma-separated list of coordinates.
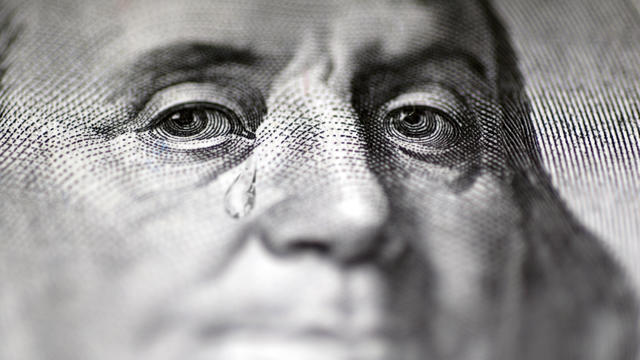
[479, 1, 638, 359]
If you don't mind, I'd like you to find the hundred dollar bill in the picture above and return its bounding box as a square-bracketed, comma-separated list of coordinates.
[0, 0, 637, 359]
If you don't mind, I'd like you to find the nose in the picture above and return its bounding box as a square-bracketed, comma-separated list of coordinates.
[252, 69, 389, 263]
[258, 184, 389, 263]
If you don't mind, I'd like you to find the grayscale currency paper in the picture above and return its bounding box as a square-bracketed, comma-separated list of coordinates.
[0, 0, 638, 359]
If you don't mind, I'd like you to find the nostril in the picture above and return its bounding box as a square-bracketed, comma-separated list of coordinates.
[287, 240, 332, 256]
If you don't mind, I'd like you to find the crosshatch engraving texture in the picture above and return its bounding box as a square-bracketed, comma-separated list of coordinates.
[0, 0, 638, 359]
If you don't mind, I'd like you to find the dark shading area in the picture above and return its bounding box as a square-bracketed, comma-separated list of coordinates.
[479, 1, 639, 359]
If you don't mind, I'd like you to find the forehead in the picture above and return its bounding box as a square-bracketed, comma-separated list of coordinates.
[2, 0, 498, 129]
[17, 0, 494, 70]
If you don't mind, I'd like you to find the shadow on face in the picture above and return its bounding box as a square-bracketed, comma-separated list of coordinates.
[0, 0, 636, 359]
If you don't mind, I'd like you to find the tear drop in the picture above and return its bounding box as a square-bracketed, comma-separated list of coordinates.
[224, 159, 256, 219]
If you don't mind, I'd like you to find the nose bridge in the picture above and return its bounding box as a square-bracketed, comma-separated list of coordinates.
[253, 67, 389, 261]
[259, 62, 376, 196]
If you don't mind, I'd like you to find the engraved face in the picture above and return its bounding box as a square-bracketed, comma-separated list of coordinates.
[0, 0, 635, 359]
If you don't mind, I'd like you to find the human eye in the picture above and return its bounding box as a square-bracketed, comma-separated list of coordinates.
[379, 86, 471, 158]
[385, 105, 459, 150]
[148, 102, 254, 150]
[135, 82, 257, 152]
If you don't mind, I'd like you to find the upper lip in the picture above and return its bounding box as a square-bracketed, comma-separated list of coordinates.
[141, 301, 409, 347]
[181, 325, 417, 360]
[196, 320, 400, 342]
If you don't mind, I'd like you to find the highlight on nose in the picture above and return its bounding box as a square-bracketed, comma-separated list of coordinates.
[257, 187, 390, 263]
[246, 62, 394, 263]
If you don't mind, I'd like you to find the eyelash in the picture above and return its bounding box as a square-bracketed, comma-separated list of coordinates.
[135, 81, 468, 161]
[152, 103, 251, 137]
[384, 105, 461, 148]
[132, 82, 262, 151]
[144, 102, 254, 152]
[377, 88, 470, 156]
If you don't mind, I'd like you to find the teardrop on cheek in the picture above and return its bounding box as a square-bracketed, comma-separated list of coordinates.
[224, 158, 257, 219]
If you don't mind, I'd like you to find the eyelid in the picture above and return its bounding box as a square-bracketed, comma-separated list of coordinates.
[130, 82, 248, 131]
[381, 85, 468, 125]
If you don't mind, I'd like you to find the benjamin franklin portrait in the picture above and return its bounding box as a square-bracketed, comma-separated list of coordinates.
[0, 0, 638, 359]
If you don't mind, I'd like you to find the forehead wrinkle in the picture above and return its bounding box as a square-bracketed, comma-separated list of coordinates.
[268, 27, 332, 98]
[331, 1, 497, 82]
[325, 2, 444, 96]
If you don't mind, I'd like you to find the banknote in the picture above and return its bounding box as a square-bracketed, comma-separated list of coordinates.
[0, 0, 638, 359]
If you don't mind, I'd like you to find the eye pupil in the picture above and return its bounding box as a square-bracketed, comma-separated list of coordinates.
[162, 108, 209, 137]
[155, 105, 242, 140]
[403, 111, 423, 126]
[170, 110, 197, 127]
[392, 107, 439, 138]
[386, 106, 460, 149]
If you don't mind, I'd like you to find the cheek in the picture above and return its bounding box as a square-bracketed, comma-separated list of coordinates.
[426, 174, 521, 246]
[400, 172, 523, 309]
[44, 130, 248, 222]
[38, 129, 250, 259]
[105, 133, 249, 199]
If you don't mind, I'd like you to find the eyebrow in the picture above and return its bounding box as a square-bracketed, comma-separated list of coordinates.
[129, 42, 258, 76]
[428, 46, 487, 79]
[109, 42, 259, 111]
[96, 42, 261, 135]
[359, 44, 488, 80]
